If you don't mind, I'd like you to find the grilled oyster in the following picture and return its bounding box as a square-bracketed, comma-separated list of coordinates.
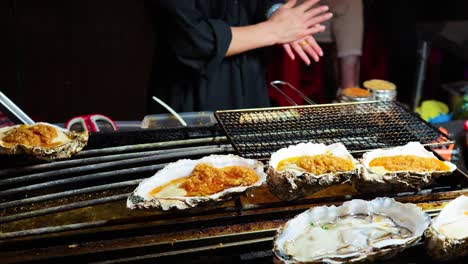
[127, 154, 266, 211]
[356, 142, 456, 193]
[267, 143, 358, 201]
[0, 122, 88, 161]
[425, 195, 468, 261]
[273, 197, 430, 264]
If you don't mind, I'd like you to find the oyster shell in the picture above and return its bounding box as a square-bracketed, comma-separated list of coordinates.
[273, 197, 430, 264]
[425, 195, 468, 260]
[267, 143, 358, 201]
[127, 154, 266, 211]
[0, 122, 88, 161]
[356, 142, 456, 193]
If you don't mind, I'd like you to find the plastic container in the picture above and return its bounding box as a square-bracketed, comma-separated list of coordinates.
[141, 112, 217, 129]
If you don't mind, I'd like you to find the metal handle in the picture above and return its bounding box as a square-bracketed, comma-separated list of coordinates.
[0, 91, 34, 125]
[270, 80, 316, 106]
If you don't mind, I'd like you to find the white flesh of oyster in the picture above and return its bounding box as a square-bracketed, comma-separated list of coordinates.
[425, 195, 468, 260]
[274, 197, 430, 263]
[127, 154, 267, 210]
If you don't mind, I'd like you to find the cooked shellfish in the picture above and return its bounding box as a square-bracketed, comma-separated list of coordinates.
[273, 197, 430, 263]
[267, 143, 358, 201]
[357, 142, 456, 193]
[127, 154, 266, 211]
[0, 122, 88, 161]
[425, 195, 468, 260]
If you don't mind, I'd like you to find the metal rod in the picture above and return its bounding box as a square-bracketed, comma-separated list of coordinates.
[0, 141, 229, 178]
[0, 219, 113, 240]
[0, 145, 233, 188]
[412, 40, 431, 111]
[0, 204, 243, 239]
[0, 193, 129, 224]
[0, 164, 163, 198]
[91, 237, 275, 264]
[0, 91, 34, 124]
[0, 179, 142, 210]
[0, 149, 162, 178]
[75, 136, 227, 158]
[0, 146, 232, 198]
[270, 80, 315, 105]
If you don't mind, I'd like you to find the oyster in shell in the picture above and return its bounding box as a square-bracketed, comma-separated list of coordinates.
[425, 195, 468, 260]
[127, 154, 266, 211]
[356, 142, 456, 193]
[0, 122, 88, 161]
[273, 197, 430, 263]
[267, 143, 358, 201]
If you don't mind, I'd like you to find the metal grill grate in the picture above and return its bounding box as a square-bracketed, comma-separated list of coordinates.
[215, 101, 454, 159]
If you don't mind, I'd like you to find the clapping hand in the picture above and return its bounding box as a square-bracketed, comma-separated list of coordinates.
[268, 0, 332, 65]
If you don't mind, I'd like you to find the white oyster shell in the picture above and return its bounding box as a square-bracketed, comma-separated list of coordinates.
[274, 197, 431, 264]
[0, 122, 88, 161]
[267, 143, 358, 201]
[357, 142, 456, 193]
[127, 154, 267, 211]
[425, 195, 468, 260]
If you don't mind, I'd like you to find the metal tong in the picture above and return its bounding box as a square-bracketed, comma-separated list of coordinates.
[270, 80, 315, 106]
[0, 91, 34, 124]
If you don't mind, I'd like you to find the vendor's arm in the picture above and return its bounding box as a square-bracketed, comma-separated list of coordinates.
[156, 0, 330, 74]
[226, 0, 332, 57]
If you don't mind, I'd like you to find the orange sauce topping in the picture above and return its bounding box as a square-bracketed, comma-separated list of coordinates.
[2, 124, 60, 147]
[342, 87, 371, 97]
[369, 155, 450, 172]
[277, 154, 354, 175]
[150, 163, 260, 197]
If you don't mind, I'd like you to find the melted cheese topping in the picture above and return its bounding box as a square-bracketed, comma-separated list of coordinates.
[149, 163, 259, 197]
[277, 154, 354, 175]
[369, 155, 450, 172]
[1, 124, 68, 148]
[284, 215, 412, 261]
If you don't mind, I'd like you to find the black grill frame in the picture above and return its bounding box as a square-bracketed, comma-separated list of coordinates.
[215, 101, 454, 159]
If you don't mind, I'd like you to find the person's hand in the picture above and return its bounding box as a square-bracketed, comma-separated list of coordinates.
[268, 0, 332, 44]
[282, 35, 323, 65]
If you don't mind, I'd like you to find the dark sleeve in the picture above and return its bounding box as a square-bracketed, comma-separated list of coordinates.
[259, 0, 285, 19]
[155, 0, 232, 76]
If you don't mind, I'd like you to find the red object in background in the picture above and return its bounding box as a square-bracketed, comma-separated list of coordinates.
[267, 45, 324, 106]
[266, 19, 390, 106]
[464, 120, 468, 132]
[359, 19, 390, 83]
[65, 114, 117, 133]
[0, 112, 14, 128]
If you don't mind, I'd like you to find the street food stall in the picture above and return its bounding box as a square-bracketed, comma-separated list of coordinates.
[1, 100, 467, 263]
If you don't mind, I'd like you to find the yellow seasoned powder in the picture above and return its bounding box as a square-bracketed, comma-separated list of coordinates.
[277, 154, 354, 175]
[369, 155, 450, 172]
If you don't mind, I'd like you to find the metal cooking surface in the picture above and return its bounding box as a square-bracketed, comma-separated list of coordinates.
[215, 101, 453, 159]
[1, 127, 467, 263]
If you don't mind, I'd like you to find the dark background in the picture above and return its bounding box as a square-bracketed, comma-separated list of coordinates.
[0, 0, 153, 123]
[0, 0, 466, 123]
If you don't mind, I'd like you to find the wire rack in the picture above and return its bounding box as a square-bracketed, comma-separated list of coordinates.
[215, 101, 454, 160]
